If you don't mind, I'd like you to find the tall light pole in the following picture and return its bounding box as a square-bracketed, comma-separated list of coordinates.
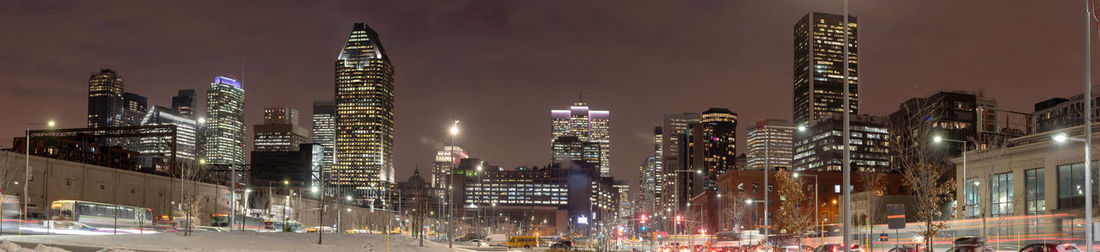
[22, 120, 54, 235]
[841, 0, 853, 250]
[1054, 132, 1093, 251]
[448, 120, 459, 249]
[762, 124, 805, 247]
[934, 135, 978, 234]
[1082, 1, 1094, 251]
[792, 172, 820, 247]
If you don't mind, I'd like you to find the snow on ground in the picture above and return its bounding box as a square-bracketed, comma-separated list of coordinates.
[0, 232, 457, 252]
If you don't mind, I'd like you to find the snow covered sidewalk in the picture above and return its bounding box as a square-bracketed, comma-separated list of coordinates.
[0, 232, 457, 252]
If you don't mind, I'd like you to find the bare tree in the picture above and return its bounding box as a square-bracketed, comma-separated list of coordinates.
[858, 170, 887, 251]
[888, 102, 956, 250]
[774, 169, 814, 248]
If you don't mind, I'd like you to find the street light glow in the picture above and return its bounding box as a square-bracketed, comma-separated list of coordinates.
[745, 199, 753, 204]
[797, 125, 806, 132]
[449, 121, 460, 135]
[933, 135, 943, 143]
[1053, 133, 1070, 143]
[47, 121, 55, 127]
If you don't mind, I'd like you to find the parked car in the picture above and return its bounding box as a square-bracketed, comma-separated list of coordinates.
[887, 245, 925, 252]
[1019, 243, 1081, 252]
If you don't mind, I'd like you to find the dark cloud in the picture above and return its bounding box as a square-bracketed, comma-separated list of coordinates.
[0, 0, 1093, 188]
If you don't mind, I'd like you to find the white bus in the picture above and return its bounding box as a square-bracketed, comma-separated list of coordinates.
[48, 200, 153, 230]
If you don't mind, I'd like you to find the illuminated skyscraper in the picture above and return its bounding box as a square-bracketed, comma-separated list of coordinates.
[692, 108, 737, 190]
[312, 100, 336, 182]
[87, 69, 124, 128]
[253, 106, 308, 152]
[659, 112, 700, 214]
[203, 76, 246, 165]
[746, 119, 794, 170]
[138, 105, 198, 172]
[793, 12, 859, 127]
[334, 22, 395, 198]
[431, 145, 468, 189]
[550, 100, 611, 177]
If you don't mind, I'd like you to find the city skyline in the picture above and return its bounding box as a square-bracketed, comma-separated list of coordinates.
[2, 0, 1096, 187]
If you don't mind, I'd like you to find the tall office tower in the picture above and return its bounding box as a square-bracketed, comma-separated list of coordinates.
[551, 100, 611, 176]
[172, 89, 197, 119]
[312, 100, 336, 182]
[254, 106, 308, 152]
[793, 114, 889, 172]
[695, 108, 737, 190]
[650, 127, 664, 217]
[120, 92, 148, 126]
[87, 69, 124, 128]
[432, 145, 468, 188]
[334, 22, 396, 197]
[746, 119, 794, 170]
[138, 106, 198, 172]
[203, 76, 246, 165]
[659, 113, 700, 214]
[793, 12, 859, 127]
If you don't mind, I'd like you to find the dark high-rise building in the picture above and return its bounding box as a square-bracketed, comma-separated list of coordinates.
[551, 135, 602, 166]
[253, 106, 308, 152]
[794, 12, 859, 127]
[334, 22, 396, 198]
[172, 89, 197, 119]
[87, 69, 124, 128]
[698, 108, 737, 187]
[203, 76, 246, 165]
[311, 100, 336, 182]
[251, 143, 323, 188]
[889, 91, 982, 157]
[120, 92, 148, 126]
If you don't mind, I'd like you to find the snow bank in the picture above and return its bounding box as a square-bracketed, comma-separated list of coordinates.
[0, 240, 69, 252]
[0, 232, 455, 252]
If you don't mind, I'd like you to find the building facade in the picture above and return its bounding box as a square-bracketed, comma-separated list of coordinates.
[793, 114, 890, 172]
[659, 113, 701, 219]
[121, 92, 148, 126]
[432, 145, 468, 189]
[254, 106, 308, 152]
[171, 89, 197, 119]
[203, 76, 246, 165]
[793, 12, 859, 127]
[746, 119, 795, 171]
[953, 124, 1098, 237]
[311, 100, 335, 182]
[334, 22, 396, 198]
[137, 105, 198, 172]
[1033, 89, 1100, 134]
[87, 69, 125, 128]
[551, 101, 611, 177]
[690, 108, 737, 191]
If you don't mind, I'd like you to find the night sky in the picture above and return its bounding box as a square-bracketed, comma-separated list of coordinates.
[0, 0, 1094, 187]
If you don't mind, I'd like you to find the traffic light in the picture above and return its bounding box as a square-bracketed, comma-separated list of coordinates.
[640, 214, 648, 224]
[675, 215, 682, 224]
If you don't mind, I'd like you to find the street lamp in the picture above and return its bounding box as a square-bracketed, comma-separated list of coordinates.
[793, 172, 821, 246]
[1053, 131, 1093, 252]
[933, 135, 977, 229]
[448, 120, 459, 249]
[22, 120, 55, 234]
[761, 124, 806, 247]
